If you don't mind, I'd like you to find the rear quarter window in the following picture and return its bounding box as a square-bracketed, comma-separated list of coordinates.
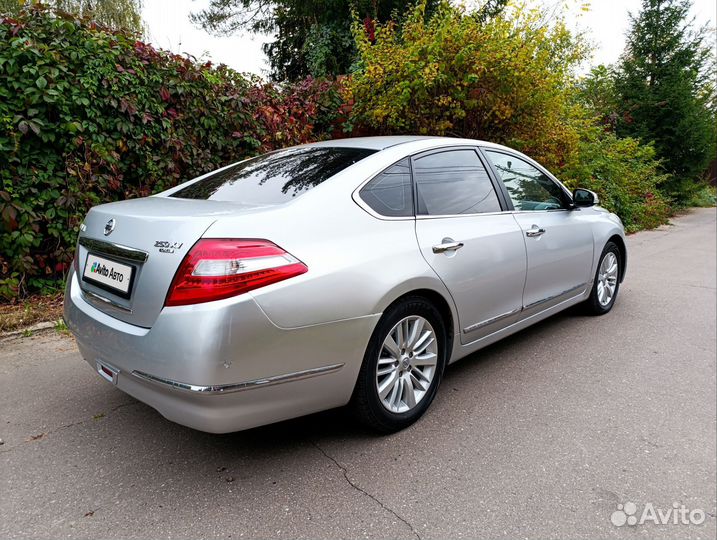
[359, 158, 414, 217]
[170, 147, 376, 205]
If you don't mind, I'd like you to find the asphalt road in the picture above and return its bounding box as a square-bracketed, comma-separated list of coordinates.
[1, 208, 715, 540]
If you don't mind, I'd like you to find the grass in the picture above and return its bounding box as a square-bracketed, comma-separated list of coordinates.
[0, 292, 64, 334]
[54, 318, 70, 335]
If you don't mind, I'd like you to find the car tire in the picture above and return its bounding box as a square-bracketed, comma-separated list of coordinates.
[351, 296, 447, 433]
[584, 241, 621, 315]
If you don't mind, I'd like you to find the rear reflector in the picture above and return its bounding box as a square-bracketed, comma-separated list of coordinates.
[165, 239, 307, 306]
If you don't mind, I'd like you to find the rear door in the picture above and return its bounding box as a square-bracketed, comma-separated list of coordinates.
[412, 147, 527, 344]
[482, 149, 594, 312]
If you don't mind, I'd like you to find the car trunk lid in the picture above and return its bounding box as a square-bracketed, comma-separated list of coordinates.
[75, 196, 264, 328]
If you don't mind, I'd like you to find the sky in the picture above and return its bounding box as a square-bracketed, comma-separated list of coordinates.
[142, 0, 717, 77]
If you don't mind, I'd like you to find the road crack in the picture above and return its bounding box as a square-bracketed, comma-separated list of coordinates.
[0, 400, 140, 454]
[311, 441, 422, 540]
[54, 400, 140, 434]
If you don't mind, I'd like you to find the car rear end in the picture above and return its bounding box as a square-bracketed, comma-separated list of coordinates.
[64, 146, 387, 433]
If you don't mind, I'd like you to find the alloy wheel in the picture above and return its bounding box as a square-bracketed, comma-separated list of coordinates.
[597, 251, 619, 306]
[375, 315, 438, 413]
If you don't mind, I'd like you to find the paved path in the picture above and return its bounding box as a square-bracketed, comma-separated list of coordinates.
[1, 208, 715, 539]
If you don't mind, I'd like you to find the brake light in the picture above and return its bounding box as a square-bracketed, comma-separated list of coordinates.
[165, 239, 308, 306]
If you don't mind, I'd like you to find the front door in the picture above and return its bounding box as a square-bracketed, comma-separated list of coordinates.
[483, 149, 594, 311]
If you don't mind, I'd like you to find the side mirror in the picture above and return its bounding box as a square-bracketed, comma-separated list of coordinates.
[572, 188, 599, 207]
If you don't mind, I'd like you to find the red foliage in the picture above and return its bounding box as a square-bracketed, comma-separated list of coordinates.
[363, 17, 376, 43]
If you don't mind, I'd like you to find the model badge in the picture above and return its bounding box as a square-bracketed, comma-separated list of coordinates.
[154, 240, 184, 254]
[104, 218, 116, 236]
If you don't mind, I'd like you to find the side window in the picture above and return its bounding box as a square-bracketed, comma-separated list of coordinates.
[359, 158, 413, 217]
[413, 149, 501, 216]
[484, 150, 567, 211]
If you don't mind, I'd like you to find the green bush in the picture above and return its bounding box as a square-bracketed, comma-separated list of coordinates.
[683, 184, 717, 208]
[344, 1, 586, 171]
[560, 126, 671, 232]
[0, 6, 340, 300]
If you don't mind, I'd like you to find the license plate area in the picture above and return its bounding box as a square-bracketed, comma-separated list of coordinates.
[82, 253, 135, 299]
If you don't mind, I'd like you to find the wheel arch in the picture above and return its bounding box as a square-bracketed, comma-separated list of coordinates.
[377, 287, 456, 364]
[607, 234, 627, 282]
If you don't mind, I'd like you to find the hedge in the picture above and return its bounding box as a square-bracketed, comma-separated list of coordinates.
[0, 6, 341, 299]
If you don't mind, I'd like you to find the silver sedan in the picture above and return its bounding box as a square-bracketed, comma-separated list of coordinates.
[64, 136, 626, 433]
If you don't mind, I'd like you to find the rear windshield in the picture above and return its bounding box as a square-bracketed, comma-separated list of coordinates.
[170, 146, 376, 204]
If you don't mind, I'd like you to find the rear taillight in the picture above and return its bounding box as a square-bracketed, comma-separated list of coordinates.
[164, 239, 308, 307]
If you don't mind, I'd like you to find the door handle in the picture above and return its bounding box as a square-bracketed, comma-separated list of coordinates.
[525, 225, 546, 238]
[432, 239, 464, 254]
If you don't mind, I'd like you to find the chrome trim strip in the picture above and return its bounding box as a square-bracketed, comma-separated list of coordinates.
[506, 209, 570, 215]
[415, 209, 570, 220]
[524, 282, 588, 310]
[352, 191, 414, 221]
[81, 289, 132, 313]
[463, 307, 521, 334]
[460, 290, 587, 349]
[351, 204, 575, 221]
[78, 237, 149, 263]
[131, 363, 345, 394]
[415, 210, 506, 219]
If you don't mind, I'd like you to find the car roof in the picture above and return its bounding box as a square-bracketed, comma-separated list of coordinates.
[306, 135, 510, 152]
[301, 136, 562, 190]
[307, 136, 433, 150]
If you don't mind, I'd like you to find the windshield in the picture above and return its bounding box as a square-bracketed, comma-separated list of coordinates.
[169, 146, 376, 205]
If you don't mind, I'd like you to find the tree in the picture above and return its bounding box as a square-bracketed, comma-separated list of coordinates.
[191, 0, 487, 81]
[614, 0, 716, 201]
[0, 0, 145, 36]
[576, 65, 620, 130]
[345, 1, 586, 171]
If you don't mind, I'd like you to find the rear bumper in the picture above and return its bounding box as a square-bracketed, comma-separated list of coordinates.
[64, 271, 380, 433]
